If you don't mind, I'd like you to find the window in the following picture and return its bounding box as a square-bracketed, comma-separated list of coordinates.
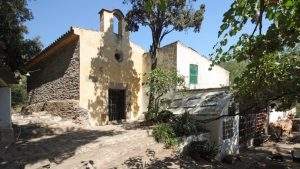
[223, 118, 234, 140]
[189, 64, 198, 84]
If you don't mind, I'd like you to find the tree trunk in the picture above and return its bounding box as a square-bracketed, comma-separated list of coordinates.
[147, 31, 161, 111]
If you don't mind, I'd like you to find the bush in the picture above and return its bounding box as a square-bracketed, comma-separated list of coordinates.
[156, 110, 175, 123]
[11, 76, 27, 107]
[152, 123, 179, 148]
[145, 109, 175, 123]
[145, 109, 158, 122]
[171, 112, 207, 137]
[187, 141, 219, 161]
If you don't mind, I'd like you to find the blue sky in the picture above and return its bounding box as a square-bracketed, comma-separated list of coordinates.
[26, 0, 234, 57]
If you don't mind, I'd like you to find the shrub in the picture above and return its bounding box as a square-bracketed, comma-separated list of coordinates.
[156, 110, 175, 123]
[145, 109, 158, 122]
[145, 109, 175, 124]
[171, 112, 207, 137]
[152, 123, 179, 148]
[11, 76, 27, 107]
[144, 68, 184, 111]
[187, 141, 219, 161]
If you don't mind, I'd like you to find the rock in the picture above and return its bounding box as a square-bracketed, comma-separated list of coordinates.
[25, 159, 51, 169]
[79, 160, 96, 169]
[22, 100, 90, 126]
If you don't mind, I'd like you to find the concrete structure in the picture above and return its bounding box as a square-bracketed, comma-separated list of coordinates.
[27, 8, 229, 126]
[0, 42, 17, 144]
[167, 89, 239, 159]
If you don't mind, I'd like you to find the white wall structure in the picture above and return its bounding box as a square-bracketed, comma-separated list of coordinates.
[0, 86, 14, 143]
[0, 87, 12, 129]
[156, 41, 230, 90]
[168, 90, 239, 160]
[269, 108, 296, 123]
[176, 42, 229, 89]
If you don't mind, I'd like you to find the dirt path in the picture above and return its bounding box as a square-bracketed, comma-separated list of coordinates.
[2, 113, 175, 169]
[2, 112, 300, 169]
[52, 127, 173, 169]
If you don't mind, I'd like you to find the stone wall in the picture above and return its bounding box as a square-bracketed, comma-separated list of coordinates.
[156, 42, 177, 70]
[27, 39, 80, 104]
[22, 99, 89, 125]
[239, 108, 268, 147]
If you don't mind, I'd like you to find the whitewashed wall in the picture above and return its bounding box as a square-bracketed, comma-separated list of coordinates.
[269, 108, 296, 123]
[176, 42, 229, 89]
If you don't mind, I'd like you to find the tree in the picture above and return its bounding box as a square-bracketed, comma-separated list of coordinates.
[213, 0, 300, 111]
[220, 60, 247, 85]
[235, 52, 300, 111]
[143, 68, 184, 111]
[124, 0, 205, 110]
[0, 0, 42, 73]
[11, 75, 27, 107]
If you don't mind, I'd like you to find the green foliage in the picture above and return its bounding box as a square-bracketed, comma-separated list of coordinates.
[124, 0, 205, 35]
[0, 0, 42, 72]
[144, 68, 184, 111]
[11, 76, 27, 107]
[146, 109, 175, 123]
[152, 123, 179, 148]
[220, 60, 248, 85]
[187, 141, 219, 160]
[213, 0, 300, 63]
[151, 111, 207, 148]
[234, 52, 300, 111]
[156, 110, 175, 123]
[171, 112, 207, 137]
[213, 0, 300, 111]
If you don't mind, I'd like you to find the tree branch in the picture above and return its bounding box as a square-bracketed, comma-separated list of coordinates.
[159, 28, 174, 43]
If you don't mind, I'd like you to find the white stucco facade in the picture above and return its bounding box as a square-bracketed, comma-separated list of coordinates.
[156, 42, 229, 90]
[176, 42, 229, 89]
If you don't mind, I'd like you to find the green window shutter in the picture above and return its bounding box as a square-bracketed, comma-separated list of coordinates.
[189, 64, 198, 84]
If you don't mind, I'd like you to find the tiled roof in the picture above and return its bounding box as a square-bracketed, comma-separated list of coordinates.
[26, 27, 75, 68]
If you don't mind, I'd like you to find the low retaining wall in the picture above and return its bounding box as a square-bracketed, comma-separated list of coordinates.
[21, 100, 89, 125]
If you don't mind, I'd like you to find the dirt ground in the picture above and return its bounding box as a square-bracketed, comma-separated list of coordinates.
[1, 112, 300, 169]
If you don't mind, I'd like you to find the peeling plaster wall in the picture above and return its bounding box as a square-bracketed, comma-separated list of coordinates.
[75, 26, 146, 126]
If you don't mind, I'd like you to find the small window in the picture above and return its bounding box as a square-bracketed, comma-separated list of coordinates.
[189, 64, 198, 84]
[114, 52, 123, 62]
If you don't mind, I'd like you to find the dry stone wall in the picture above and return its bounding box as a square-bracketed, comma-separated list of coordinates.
[27, 40, 80, 104]
[21, 99, 89, 125]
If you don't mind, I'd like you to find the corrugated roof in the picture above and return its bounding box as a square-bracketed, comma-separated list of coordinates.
[167, 90, 233, 117]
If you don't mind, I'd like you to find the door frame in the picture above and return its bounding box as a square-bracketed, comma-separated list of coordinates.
[108, 88, 126, 122]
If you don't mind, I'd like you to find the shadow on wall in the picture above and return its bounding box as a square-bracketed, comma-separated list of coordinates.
[88, 16, 140, 125]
